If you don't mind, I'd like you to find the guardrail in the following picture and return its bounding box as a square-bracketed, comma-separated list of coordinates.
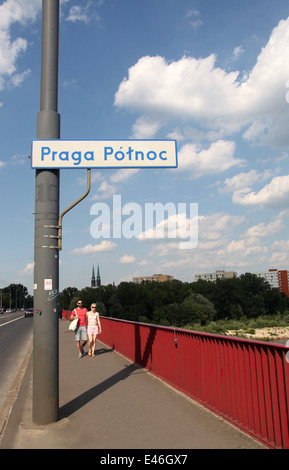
[62, 312, 289, 448]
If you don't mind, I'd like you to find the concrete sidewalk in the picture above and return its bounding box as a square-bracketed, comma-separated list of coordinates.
[0, 319, 266, 449]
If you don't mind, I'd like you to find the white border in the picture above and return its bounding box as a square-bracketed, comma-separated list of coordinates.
[31, 139, 178, 169]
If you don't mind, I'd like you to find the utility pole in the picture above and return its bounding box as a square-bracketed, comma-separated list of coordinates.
[33, 0, 60, 424]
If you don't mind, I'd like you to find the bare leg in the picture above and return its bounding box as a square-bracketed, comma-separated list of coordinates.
[92, 334, 96, 356]
[88, 335, 92, 356]
[76, 341, 82, 357]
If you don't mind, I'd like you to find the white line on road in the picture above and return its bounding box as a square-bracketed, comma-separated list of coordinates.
[0, 316, 24, 327]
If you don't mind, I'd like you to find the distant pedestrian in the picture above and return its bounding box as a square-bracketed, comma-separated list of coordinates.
[86, 303, 102, 357]
[70, 300, 88, 358]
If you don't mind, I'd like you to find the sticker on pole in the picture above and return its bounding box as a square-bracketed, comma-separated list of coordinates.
[31, 139, 178, 169]
[44, 279, 52, 290]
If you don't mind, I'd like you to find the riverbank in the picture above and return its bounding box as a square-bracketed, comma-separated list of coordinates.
[226, 326, 289, 343]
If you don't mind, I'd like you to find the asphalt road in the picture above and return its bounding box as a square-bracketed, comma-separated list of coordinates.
[0, 311, 33, 413]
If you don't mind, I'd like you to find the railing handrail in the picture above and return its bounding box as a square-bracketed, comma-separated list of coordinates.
[97, 314, 289, 350]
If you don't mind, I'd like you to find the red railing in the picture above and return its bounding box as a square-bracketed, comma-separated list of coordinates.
[63, 312, 289, 448]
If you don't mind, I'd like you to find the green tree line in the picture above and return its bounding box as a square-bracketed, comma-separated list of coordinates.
[59, 273, 289, 328]
[1, 283, 33, 309]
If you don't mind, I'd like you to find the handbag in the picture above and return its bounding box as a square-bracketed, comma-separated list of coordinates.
[69, 318, 78, 331]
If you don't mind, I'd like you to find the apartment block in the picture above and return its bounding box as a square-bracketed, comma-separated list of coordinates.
[253, 269, 289, 297]
[133, 274, 174, 284]
[195, 268, 289, 297]
[194, 270, 237, 282]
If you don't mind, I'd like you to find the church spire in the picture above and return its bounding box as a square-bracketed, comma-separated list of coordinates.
[97, 264, 101, 287]
[91, 265, 96, 288]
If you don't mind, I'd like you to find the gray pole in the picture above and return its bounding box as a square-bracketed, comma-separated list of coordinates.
[33, 0, 60, 424]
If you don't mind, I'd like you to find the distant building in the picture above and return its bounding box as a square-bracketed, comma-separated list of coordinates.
[194, 268, 289, 297]
[194, 270, 237, 282]
[253, 269, 289, 297]
[133, 274, 174, 284]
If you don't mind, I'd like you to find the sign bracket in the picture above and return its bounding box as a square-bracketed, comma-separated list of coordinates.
[58, 168, 91, 250]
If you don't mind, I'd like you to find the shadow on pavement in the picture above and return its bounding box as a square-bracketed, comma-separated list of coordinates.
[59, 362, 147, 419]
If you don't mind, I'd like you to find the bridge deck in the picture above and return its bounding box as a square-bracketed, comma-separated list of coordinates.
[0, 319, 265, 449]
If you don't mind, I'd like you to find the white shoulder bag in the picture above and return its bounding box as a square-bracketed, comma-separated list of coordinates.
[69, 310, 78, 331]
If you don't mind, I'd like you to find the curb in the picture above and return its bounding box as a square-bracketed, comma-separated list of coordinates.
[0, 338, 33, 441]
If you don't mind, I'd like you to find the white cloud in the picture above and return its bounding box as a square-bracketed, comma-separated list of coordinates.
[115, 54, 241, 128]
[0, 0, 40, 29]
[70, 240, 117, 254]
[91, 180, 116, 200]
[227, 238, 268, 256]
[0, 1, 101, 94]
[233, 45, 244, 59]
[66, 5, 90, 23]
[0, 0, 41, 91]
[131, 116, 162, 139]
[110, 168, 140, 184]
[272, 239, 289, 251]
[119, 254, 136, 264]
[149, 242, 184, 257]
[11, 154, 26, 165]
[219, 169, 274, 194]
[65, 2, 101, 24]
[114, 16, 289, 147]
[241, 219, 284, 239]
[19, 262, 34, 276]
[177, 140, 245, 177]
[78, 171, 103, 186]
[9, 69, 31, 87]
[269, 251, 289, 266]
[138, 211, 198, 244]
[198, 212, 244, 241]
[186, 9, 203, 30]
[162, 257, 193, 269]
[139, 259, 151, 266]
[233, 175, 289, 208]
[62, 78, 79, 91]
[144, 213, 244, 264]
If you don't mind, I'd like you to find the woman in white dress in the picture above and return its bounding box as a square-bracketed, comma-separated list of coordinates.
[86, 303, 102, 357]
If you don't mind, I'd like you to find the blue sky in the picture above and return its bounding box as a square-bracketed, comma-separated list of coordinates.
[2, 0, 289, 295]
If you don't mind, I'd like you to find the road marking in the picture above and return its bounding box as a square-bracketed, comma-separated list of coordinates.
[0, 316, 24, 327]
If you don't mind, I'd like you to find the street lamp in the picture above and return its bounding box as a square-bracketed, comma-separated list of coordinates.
[33, 0, 60, 425]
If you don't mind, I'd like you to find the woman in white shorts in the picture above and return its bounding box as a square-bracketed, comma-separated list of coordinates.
[86, 304, 102, 357]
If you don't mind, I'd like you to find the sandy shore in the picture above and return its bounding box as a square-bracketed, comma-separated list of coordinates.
[226, 326, 289, 343]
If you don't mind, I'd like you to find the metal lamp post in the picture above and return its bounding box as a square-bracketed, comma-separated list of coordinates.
[33, 0, 60, 424]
